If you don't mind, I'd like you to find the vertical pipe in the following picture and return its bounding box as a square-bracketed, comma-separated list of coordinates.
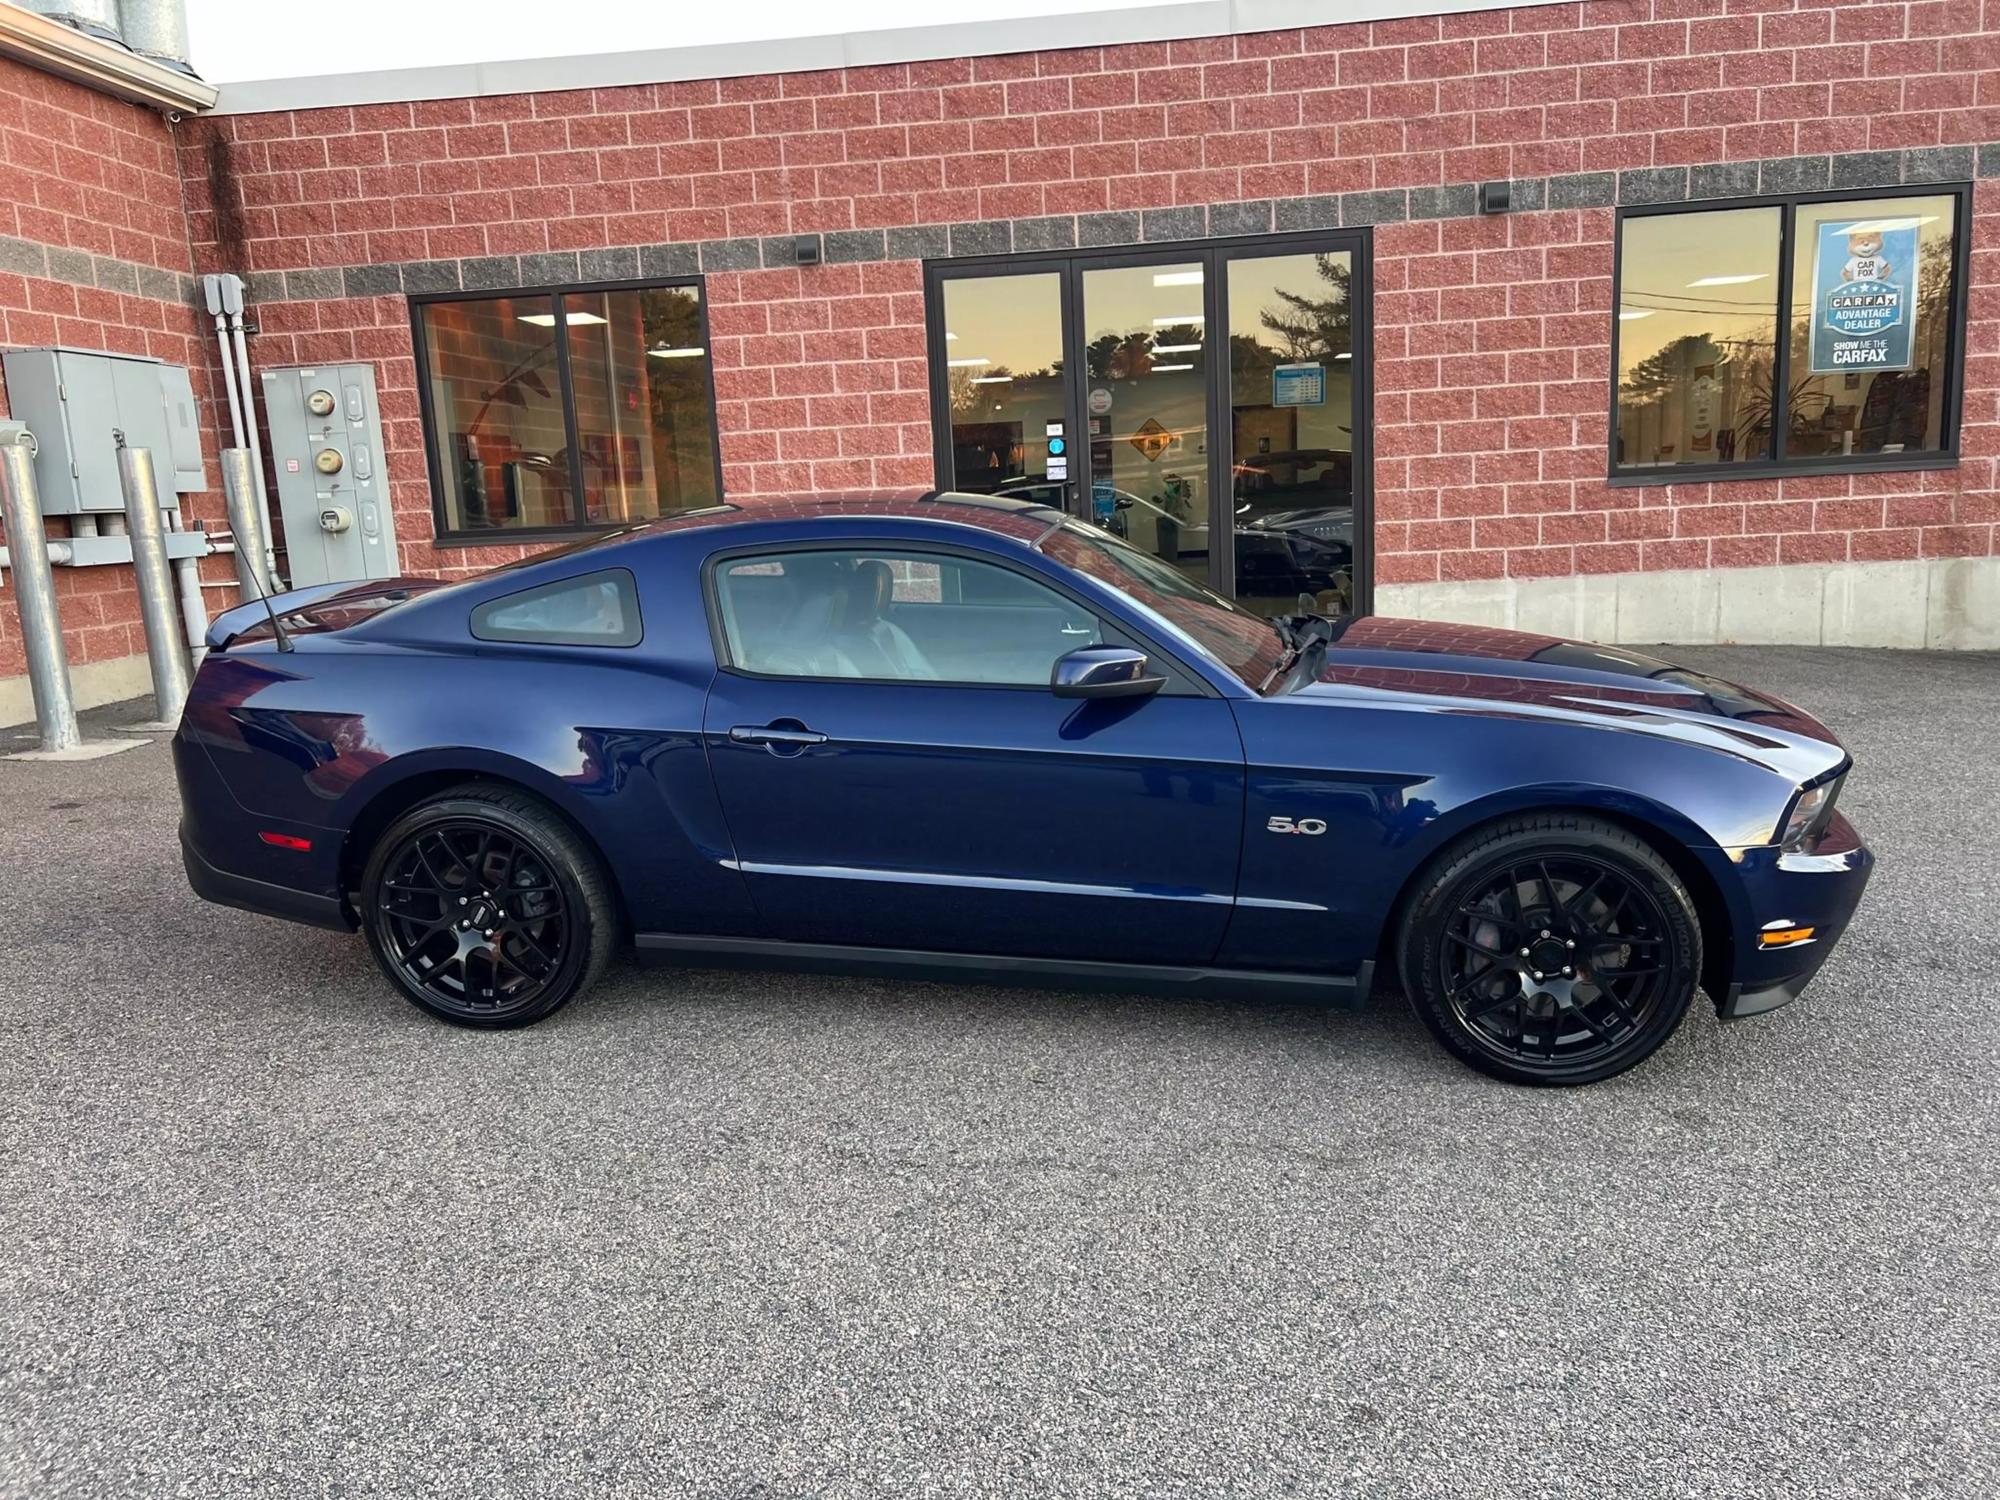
[163, 502, 209, 669]
[220, 447, 273, 601]
[0, 425, 84, 753]
[228, 313, 281, 587]
[116, 444, 191, 724]
[214, 310, 247, 448]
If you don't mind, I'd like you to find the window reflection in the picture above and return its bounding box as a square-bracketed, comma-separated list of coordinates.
[1615, 207, 1780, 469]
[420, 285, 718, 536]
[941, 272, 1065, 495]
[1788, 195, 1956, 459]
[1226, 250, 1356, 615]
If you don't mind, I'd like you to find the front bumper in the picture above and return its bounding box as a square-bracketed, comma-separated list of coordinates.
[1715, 811, 1873, 1020]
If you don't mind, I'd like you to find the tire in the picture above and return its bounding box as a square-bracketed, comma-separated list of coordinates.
[360, 784, 616, 1029]
[1398, 814, 1702, 1086]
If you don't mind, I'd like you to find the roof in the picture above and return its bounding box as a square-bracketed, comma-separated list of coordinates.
[206, 0, 1519, 115]
[632, 490, 1065, 545]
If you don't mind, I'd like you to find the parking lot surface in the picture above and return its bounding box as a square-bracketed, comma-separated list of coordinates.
[1, 645, 1994, 1499]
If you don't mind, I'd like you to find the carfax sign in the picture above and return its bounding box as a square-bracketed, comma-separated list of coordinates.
[1808, 216, 1919, 375]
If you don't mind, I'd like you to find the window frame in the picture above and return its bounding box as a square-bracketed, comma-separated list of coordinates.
[409, 273, 724, 546]
[469, 566, 644, 648]
[699, 538, 1213, 696]
[1609, 181, 1972, 486]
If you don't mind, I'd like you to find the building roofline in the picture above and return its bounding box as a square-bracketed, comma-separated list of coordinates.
[208, 0, 1517, 116]
[0, 1, 216, 113]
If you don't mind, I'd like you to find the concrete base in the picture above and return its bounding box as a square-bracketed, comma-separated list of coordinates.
[4, 738, 150, 762]
[1376, 556, 2000, 650]
[0, 651, 152, 731]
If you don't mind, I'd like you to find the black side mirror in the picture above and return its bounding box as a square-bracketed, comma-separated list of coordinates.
[1051, 645, 1166, 700]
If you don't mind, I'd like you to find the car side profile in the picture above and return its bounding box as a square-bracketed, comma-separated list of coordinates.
[175, 492, 1873, 1085]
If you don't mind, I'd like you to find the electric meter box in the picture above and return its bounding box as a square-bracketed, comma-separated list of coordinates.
[0, 347, 207, 513]
[263, 362, 399, 587]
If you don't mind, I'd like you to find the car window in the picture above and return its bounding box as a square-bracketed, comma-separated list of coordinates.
[470, 568, 641, 646]
[713, 549, 1102, 685]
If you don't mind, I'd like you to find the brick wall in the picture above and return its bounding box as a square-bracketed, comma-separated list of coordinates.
[0, 56, 228, 683]
[179, 0, 1998, 583]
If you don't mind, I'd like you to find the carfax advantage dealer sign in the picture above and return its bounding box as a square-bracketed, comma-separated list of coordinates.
[1808, 215, 1920, 375]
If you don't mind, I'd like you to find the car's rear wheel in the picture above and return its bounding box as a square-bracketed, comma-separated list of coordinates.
[1399, 815, 1702, 1086]
[360, 785, 615, 1028]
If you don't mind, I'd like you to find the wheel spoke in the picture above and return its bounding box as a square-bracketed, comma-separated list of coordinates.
[1538, 859, 1569, 923]
[1568, 1001, 1619, 1046]
[1446, 930, 1510, 960]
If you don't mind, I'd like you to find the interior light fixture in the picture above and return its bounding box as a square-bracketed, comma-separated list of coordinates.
[1334, 351, 1352, 360]
[947, 356, 990, 367]
[1151, 342, 1201, 354]
[1152, 270, 1204, 287]
[1618, 309, 1657, 321]
[945, 331, 959, 340]
[648, 346, 706, 359]
[1151, 363, 1194, 373]
[1686, 274, 1767, 288]
[1152, 314, 1204, 325]
[517, 310, 608, 327]
[970, 375, 1013, 385]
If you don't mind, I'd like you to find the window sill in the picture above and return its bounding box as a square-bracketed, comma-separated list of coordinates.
[1607, 454, 1959, 487]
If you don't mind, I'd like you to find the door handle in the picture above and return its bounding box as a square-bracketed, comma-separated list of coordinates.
[729, 722, 828, 753]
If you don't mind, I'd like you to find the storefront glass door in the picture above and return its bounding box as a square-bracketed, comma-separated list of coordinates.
[927, 232, 1369, 613]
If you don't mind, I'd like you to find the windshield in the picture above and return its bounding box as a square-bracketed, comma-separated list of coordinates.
[1039, 520, 1287, 688]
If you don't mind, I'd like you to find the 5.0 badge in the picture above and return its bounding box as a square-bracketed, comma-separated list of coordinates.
[1266, 816, 1327, 836]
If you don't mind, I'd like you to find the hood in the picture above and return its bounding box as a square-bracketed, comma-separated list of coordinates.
[1292, 616, 1847, 782]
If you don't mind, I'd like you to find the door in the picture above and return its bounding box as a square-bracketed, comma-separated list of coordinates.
[700, 543, 1246, 964]
[928, 233, 1371, 613]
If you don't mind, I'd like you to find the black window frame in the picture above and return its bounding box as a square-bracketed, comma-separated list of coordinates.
[469, 566, 644, 648]
[1610, 181, 1972, 486]
[409, 273, 725, 547]
[922, 228, 1374, 616]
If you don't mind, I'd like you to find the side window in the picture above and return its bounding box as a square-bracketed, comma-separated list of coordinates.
[470, 567, 642, 646]
[713, 549, 1103, 685]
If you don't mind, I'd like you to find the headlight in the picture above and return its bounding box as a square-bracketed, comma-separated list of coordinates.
[1777, 775, 1843, 850]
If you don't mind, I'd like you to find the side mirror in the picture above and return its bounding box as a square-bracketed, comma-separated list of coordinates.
[1051, 645, 1166, 700]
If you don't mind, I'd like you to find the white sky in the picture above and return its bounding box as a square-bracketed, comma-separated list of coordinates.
[186, 0, 1169, 83]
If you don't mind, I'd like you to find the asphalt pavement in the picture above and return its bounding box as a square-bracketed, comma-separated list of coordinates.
[0, 646, 1994, 1499]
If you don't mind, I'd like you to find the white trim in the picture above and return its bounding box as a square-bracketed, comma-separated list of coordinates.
[209, 0, 1529, 115]
[0, 3, 215, 113]
[1375, 557, 2000, 651]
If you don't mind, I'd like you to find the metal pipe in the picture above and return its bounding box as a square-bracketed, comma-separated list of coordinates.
[115, 442, 190, 724]
[0, 424, 83, 753]
[162, 500, 208, 669]
[228, 310, 281, 588]
[213, 310, 247, 449]
[0, 541, 78, 571]
[116, 0, 192, 72]
[220, 447, 273, 601]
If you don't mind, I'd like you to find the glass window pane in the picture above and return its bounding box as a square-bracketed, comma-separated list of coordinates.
[1615, 207, 1781, 469]
[419, 294, 575, 532]
[471, 568, 641, 647]
[715, 549, 1100, 685]
[1081, 261, 1210, 592]
[564, 287, 718, 525]
[939, 272, 1065, 497]
[1225, 250, 1357, 616]
[1788, 195, 1956, 458]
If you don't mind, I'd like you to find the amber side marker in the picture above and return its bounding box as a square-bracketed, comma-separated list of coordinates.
[1759, 926, 1816, 948]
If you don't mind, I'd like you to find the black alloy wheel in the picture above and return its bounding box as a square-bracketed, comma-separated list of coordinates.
[360, 786, 615, 1028]
[1401, 816, 1702, 1086]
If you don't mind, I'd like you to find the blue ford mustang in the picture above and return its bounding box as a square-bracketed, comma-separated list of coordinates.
[175, 493, 1872, 1085]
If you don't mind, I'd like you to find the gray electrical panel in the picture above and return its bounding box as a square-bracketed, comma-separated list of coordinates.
[262, 362, 399, 587]
[0, 347, 207, 513]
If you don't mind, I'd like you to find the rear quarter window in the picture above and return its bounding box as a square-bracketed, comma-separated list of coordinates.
[470, 568, 642, 647]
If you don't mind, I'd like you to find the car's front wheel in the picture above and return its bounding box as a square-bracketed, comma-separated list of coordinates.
[360, 785, 615, 1028]
[1399, 815, 1702, 1086]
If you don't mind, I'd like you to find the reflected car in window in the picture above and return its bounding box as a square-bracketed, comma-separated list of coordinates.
[176, 491, 1872, 1086]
